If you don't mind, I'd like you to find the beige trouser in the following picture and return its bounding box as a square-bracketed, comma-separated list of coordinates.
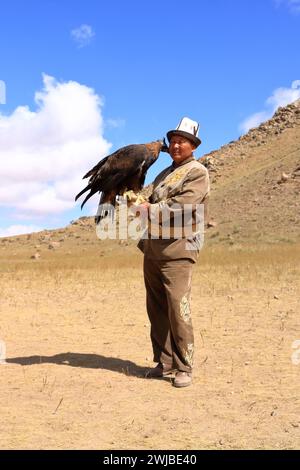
[143, 257, 195, 373]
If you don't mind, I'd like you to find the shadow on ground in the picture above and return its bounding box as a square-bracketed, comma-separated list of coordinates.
[6, 352, 150, 377]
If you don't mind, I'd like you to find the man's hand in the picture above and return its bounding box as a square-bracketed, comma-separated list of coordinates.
[133, 201, 151, 219]
[123, 190, 150, 207]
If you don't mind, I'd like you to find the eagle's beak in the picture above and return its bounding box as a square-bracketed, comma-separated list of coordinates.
[160, 138, 169, 153]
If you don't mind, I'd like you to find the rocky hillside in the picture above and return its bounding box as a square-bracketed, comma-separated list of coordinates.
[201, 99, 300, 245]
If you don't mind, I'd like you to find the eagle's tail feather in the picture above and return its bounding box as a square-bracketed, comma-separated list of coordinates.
[75, 184, 92, 202]
[80, 188, 99, 209]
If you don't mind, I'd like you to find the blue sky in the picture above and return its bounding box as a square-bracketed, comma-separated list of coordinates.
[0, 0, 299, 236]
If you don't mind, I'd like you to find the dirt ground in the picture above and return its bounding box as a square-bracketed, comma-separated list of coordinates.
[0, 242, 300, 450]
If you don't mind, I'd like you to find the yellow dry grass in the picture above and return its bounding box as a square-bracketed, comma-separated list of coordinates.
[0, 242, 300, 449]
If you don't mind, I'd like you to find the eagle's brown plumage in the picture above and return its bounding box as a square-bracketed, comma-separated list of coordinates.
[75, 139, 168, 222]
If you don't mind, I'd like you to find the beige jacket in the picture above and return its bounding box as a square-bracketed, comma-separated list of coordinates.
[138, 156, 210, 262]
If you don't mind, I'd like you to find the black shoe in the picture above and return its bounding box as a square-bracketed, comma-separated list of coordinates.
[145, 363, 176, 378]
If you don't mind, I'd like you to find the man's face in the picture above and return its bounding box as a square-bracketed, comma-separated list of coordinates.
[169, 135, 195, 165]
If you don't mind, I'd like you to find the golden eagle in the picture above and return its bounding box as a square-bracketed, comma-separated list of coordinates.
[75, 139, 168, 222]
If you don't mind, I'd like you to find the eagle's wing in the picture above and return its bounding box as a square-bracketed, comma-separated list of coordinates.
[75, 144, 153, 209]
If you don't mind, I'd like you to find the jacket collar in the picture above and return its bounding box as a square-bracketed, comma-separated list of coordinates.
[172, 155, 195, 169]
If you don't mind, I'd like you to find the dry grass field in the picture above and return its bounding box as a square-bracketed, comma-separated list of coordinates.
[1, 239, 300, 450]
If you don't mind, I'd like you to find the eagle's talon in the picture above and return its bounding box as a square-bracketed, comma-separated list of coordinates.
[123, 190, 137, 202]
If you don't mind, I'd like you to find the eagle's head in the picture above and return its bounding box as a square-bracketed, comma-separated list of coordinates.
[159, 138, 169, 153]
[146, 139, 169, 157]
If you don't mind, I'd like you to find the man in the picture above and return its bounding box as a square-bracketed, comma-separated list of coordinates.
[138, 117, 210, 388]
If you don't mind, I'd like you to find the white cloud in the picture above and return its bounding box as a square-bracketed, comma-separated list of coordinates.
[0, 80, 6, 104]
[106, 118, 126, 129]
[274, 0, 300, 13]
[0, 74, 111, 226]
[0, 224, 43, 238]
[239, 80, 300, 134]
[71, 24, 95, 48]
